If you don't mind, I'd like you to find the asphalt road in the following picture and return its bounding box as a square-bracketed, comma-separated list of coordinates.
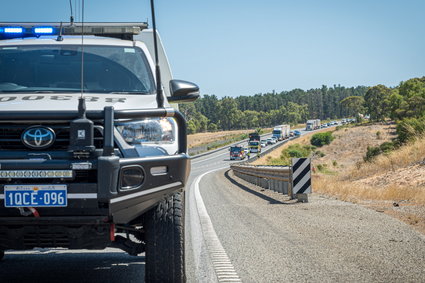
[194, 169, 425, 282]
[186, 128, 425, 282]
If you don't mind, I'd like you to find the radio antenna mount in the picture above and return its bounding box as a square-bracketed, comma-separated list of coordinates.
[150, 0, 164, 108]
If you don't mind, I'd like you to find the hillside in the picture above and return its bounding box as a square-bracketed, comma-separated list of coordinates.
[258, 123, 425, 234]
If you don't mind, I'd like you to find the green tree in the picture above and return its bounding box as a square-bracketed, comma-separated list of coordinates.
[340, 96, 365, 118]
[364, 85, 391, 121]
[397, 77, 425, 118]
[218, 97, 239, 130]
[243, 110, 260, 129]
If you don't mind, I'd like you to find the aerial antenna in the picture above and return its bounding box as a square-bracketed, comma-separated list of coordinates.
[69, 0, 94, 156]
[80, 0, 85, 99]
[150, 0, 164, 108]
[69, 0, 74, 25]
[56, 21, 63, 41]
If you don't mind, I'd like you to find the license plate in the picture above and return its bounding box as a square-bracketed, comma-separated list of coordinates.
[4, 185, 67, 207]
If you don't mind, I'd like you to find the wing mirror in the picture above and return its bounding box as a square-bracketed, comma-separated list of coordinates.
[167, 80, 199, 103]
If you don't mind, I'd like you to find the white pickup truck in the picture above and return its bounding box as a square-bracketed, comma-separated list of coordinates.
[0, 22, 197, 282]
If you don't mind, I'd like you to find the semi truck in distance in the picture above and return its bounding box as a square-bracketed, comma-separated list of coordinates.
[306, 119, 321, 130]
[272, 125, 290, 141]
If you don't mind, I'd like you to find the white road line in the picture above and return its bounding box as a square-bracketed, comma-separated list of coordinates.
[192, 167, 242, 283]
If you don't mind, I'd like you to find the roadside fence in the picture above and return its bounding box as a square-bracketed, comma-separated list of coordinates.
[230, 158, 311, 202]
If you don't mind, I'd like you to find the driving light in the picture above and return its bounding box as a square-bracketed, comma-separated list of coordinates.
[116, 118, 176, 145]
[0, 170, 73, 179]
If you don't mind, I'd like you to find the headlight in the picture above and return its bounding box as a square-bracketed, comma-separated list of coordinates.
[116, 118, 176, 145]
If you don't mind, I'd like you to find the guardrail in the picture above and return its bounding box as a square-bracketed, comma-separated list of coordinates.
[231, 158, 311, 202]
[230, 164, 293, 197]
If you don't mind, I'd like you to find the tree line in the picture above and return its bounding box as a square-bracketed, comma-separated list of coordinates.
[363, 76, 425, 143]
[180, 85, 368, 134]
[363, 77, 425, 122]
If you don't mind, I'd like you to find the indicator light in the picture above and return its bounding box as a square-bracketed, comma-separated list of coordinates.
[34, 27, 53, 34]
[4, 27, 23, 33]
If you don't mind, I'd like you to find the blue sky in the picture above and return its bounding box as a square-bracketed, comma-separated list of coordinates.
[1, 0, 424, 97]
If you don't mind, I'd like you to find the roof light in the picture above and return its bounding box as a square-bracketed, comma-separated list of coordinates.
[34, 27, 54, 34]
[3, 27, 23, 34]
[0, 22, 148, 40]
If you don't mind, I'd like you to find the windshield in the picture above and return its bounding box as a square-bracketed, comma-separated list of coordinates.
[272, 130, 281, 134]
[230, 147, 242, 153]
[0, 45, 155, 94]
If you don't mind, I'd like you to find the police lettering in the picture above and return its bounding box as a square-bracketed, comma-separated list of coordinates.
[0, 95, 126, 103]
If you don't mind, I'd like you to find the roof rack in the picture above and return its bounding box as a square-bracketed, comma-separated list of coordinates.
[0, 22, 148, 40]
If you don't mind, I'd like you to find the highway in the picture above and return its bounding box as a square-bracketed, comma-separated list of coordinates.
[185, 129, 425, 282]
[1, 128, 424, 282]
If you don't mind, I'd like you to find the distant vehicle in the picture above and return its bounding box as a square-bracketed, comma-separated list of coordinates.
[294, 130, 301, 136]
[306, 119, 320, 130]
[249, 132, 261, 141]
[248, 132, 261, 153]
[229, 146, 247, 160]
[266, 138, 274, 145]
[260, 140, 267, 148]
[249, 141, 261, 153]
[271, 137, 278, 143]
[290, 131, 294, 137]
[272, 124, 290, 140]
[316, 119, 321, 129]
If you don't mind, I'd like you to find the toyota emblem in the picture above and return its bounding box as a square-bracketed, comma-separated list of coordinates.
[21, 126, 56, 149]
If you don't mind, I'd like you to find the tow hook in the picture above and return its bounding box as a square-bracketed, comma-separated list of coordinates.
[17, 207, 40, 217]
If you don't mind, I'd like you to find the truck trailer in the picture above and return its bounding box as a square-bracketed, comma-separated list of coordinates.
[306, 119, 320, 130]
[272, 125, 290, 140]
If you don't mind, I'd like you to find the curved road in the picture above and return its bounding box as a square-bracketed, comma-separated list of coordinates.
[186, 131, 425, 282]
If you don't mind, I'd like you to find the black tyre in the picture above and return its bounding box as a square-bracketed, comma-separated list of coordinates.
[144, 191, 185, 283]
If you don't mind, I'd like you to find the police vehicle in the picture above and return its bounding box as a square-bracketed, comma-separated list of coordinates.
[0, 22, 198, 282]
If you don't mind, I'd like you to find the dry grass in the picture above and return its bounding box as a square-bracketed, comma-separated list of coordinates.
[312, 128, 425, 206]
[188, 129, 251, 148]
[314, 175, 425, 204]
[313, 124, 395, 172]
[347, 135, 425, 181]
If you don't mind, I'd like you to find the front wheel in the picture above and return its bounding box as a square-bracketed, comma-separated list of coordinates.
[144, 191, 185, 283]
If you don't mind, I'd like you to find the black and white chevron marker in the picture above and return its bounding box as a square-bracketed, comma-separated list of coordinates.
[291, 158, 312, 195]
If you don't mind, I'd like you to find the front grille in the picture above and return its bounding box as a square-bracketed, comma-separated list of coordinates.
[0, 124, 104, 150]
